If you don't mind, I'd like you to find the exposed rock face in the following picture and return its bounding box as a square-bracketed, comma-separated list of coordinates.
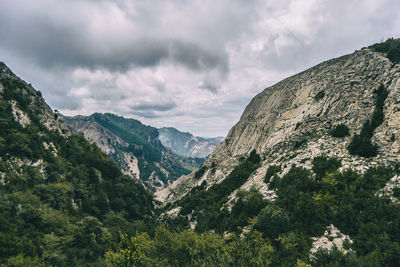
[378, 175, 400, 204]
[62, 115, 129, 155]
[310, 224, 353, 258]
[62, 113, 203, 191]
[157, 48, 400, 203]
[158, 127, 223, 158]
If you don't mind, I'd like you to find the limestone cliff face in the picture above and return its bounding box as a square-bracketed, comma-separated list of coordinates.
[157, 48, 400, 203]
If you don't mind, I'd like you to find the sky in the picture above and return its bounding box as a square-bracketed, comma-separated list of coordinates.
[0, 0, 399, 137]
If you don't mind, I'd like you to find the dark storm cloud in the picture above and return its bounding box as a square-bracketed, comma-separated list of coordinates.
[133, 102, 177, 112]
[1, 0, 400, 137]
[127, 100, 178, 118]
[170, 41, 228, 73]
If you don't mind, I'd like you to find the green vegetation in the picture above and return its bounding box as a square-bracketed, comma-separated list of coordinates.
[264, 164, 281, 183]
[172, 150, 261, 232]
[314, 90, 325, 101]
[370, 38, 400, 64]
[111, 156, 400, 266]
[107, 226, 273, 267]
[347, 84, 388, 157]
[193, 165, 207, 180]
[329, 124, 350, 138]
[0, 74, 155, 265]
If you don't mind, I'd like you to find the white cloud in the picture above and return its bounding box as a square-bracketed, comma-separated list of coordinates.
[0, 0, 399, 137]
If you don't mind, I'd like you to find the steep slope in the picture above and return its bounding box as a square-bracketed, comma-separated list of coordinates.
[158, 44, 400, 204]
[62, 114, 204, 191]
[158, 127, 223, 158]
[0, 62, 154, 265]
[151, 39, 400, 266]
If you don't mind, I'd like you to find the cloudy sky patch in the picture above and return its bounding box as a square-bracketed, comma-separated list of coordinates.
[0, 0, 399, 136]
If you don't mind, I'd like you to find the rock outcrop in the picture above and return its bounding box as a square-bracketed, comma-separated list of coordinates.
[157, 47, 400, 203]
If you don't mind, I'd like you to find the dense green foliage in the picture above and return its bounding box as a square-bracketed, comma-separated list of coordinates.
[329, 124, 350, 138]
[0, 73, 155, 265]
[314, 90, 325, 101]
[263, 164, 281, 183]
[347, 84, 388, 157]
[193, 165, 207, 180]
[170, 150, 261, 232]
[370, 38, 400, 64]
[107, 226, 274, 267]
[151, 156, 400, 266]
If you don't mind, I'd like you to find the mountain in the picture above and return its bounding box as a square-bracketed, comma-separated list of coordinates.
[0, 61, 155, 265]
[158, 127, 223, 158]
[145, 39, 400, 266]
[2, 38, 400, 266]
[62, 113, 204, 191]
[157, 41, 400, 203]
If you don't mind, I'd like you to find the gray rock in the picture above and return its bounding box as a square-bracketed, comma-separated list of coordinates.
[158, 48, 400, 203]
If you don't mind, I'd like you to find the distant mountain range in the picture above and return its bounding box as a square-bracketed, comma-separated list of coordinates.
[158, 127, 223, 158]
[62, 113, 206, 191]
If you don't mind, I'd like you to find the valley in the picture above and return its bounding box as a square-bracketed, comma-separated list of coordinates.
[1, 38, 400, 266]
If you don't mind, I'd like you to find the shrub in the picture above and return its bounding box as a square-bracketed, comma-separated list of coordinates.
[329, 124, 350, 138]
[312, 156, 341, 180]
[388, 48, 400, 64]
[314, 90, 326, 101]
[264, 165, 281, 183]
[347, 84, 388, 158]
[369, 38, 400, 64]
[194, 165, 207, 180]
[255, 204, 290, 238]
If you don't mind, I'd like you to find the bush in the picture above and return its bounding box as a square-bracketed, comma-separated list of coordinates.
[329, 124, 350, 138]
[314, 90, 326, 101]
[194, 165, 207, 180]
[369, 38, 400, 64]
[347, 84, 388, 158]
[264, 165, 281, 183]
[312, 156, 341, 180]
[255, 204, 290, 238]
[388, 48, 400, 64]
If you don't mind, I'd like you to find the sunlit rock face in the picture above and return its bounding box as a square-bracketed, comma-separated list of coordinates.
[158, 48, 400, 203]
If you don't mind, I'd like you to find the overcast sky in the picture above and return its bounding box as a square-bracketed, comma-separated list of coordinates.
[1, 0, 399, 137]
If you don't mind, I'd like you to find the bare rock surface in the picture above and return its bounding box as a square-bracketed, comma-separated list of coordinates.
[158, 48, 400, 203]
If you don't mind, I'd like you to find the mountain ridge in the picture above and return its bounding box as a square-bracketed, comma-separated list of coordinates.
[158, 126, 223, 158]
[62, 113, 205, 191]
[157, 46, 400, 203]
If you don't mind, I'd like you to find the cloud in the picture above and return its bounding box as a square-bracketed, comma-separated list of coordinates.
[0, 0, 399, 137]
[0, 0, 230, 74]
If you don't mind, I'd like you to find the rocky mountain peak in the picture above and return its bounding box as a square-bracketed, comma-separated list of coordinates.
[158, 47, 400, 203]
